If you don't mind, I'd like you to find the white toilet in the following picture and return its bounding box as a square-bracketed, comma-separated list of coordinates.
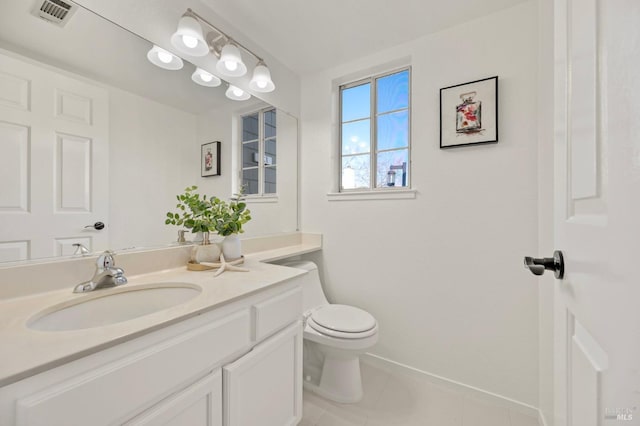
[283, 260, 378, 403]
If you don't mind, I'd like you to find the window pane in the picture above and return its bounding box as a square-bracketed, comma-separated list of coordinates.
[342, 154, 370, 189]
[242, 142, 259, 167]
[242, 168, 259, 194]
[341, 83, 370, 122]
[377, 110, 409, 151]
[242, 114, 259, 142]
[265, 138, 276, 165]
[341, 119, 370, 155]
[377, 70, 409, 113]
[264, 109, 276, 138]
[376, 149, 408, 188]
[264, 166, 276, 194]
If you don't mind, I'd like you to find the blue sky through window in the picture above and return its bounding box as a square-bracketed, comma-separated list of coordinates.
[342, 83, 371, 122]
[377, 70, 409, 113]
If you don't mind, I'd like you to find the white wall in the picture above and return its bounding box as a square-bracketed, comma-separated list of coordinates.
[300, 1, 540, 406]
[109, 88, 197, 249]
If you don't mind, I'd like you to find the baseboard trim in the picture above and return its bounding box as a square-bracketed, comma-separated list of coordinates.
[361, 353, 542, 421]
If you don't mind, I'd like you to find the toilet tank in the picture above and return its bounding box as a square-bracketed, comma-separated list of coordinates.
[281, 260, 329, 312]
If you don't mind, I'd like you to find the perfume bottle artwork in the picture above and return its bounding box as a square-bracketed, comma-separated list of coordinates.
[204, 148, 213, 171]
[456, 91, 483, 134]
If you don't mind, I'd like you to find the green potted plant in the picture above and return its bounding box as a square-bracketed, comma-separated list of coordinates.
[212, 189, 251, 260]
[165, 186, 251, 261]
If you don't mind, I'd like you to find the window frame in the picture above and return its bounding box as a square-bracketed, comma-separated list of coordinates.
[339, 66, 412, 192]
[240, 106, 277, 198]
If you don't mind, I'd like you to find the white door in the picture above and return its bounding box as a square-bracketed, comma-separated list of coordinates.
[552, 0, 640, 425]
[0, 51, 109, 261]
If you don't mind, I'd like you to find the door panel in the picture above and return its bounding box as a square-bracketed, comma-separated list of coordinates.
[0, 70, 29, 110]
[0, 121, 29, 212]
[568, 0, 598, 201]
[0, 241, 29, 262]
[55, 133, 92, 212]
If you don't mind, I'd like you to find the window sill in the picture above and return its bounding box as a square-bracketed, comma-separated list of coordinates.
[245, 195, 279, 204]
[326, 189, 417, 201]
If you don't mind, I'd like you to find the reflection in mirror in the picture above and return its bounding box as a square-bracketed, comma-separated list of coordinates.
[0, 0, 298, 263]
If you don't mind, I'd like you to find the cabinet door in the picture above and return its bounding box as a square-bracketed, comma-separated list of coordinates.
[223, 321, 302, 426]
[124, 370, 222, 426]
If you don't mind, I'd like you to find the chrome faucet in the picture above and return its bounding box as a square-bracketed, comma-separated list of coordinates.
[73, 251, 128, 293]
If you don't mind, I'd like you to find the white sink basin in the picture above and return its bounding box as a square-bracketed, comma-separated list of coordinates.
[28, 283, 202, 332]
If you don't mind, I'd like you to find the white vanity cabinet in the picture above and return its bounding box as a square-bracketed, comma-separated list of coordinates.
[0, 281, 303, 426]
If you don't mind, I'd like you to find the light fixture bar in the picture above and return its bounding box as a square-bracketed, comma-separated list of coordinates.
[185, 8, 264, 63]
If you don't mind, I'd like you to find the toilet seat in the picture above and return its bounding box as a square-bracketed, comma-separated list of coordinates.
[308, 305, 377, 339]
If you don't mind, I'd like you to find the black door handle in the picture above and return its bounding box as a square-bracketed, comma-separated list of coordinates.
[524, 250, 564, 279]
[85, 221, 105, 230]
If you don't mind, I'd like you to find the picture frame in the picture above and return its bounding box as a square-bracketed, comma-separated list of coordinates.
[201, 141, 221, 177]
[439, 76, 498, 149]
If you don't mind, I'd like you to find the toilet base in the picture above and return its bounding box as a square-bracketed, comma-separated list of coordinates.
[304, 345, 364, 403]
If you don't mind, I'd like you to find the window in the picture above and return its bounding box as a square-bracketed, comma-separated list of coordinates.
[339, 68, 410, 191]
[241, 108, 277, 195]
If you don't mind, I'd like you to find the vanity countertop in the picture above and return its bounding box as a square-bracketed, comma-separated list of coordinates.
[0, 236, 321, 387]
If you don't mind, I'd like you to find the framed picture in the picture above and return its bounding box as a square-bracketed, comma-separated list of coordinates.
[201, 141, 221, 177]
[440, 76, 498, 149]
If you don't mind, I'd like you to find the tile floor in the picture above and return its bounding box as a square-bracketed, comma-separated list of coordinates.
[298, 361, 540, 426]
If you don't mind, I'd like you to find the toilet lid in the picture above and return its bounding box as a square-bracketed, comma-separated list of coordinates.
[310, 305, 376, 333]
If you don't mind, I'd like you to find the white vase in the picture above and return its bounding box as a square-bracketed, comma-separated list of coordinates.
[221, 234, 242, 260]
[193, 231, 204, 243]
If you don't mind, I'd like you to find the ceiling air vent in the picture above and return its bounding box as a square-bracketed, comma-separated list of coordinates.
[32, 0, 77, 27]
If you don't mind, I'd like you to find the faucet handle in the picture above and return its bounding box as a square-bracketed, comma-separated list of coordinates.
[96, 250, 116, 269]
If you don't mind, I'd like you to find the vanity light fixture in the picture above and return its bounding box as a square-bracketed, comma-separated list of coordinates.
[249, 61, 275, 92]
[173, 8, 275, 91]
[226, 84, 251, 101]
[192, 67, 222, 87]
[170, 13, 209, 57]
[147, 45, 184, 70]
[216, 42, 247, 77]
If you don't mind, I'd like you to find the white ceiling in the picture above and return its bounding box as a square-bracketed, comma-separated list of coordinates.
[202, 0, 530, 74]
[0, 0, 529, 112]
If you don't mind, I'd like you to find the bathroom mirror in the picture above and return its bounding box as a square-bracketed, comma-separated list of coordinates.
[0, 0, 298, 264]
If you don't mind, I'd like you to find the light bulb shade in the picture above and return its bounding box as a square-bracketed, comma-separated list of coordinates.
[249, 62, 275, 92]
[225, 85, 251, 101]
[170, 15, 209, 56]
[191, 68, 222, 87]
[216, 43, 247, 77]
[147, 45, 183, 70]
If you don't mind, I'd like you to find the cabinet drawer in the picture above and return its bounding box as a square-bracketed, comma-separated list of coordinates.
[15, 310, 250, 426]
[252, 287, 302, 341]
